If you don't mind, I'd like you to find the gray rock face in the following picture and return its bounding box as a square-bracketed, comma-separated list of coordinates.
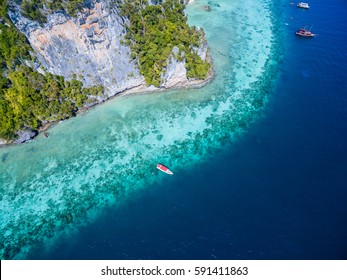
[161, 37, 209, 89]
[13, 129, 38, 144]
[1, 0, 210, 145]
[161, 46, 188, 88]
[9, 0, 144, 96]
[8, 0, 209, 96]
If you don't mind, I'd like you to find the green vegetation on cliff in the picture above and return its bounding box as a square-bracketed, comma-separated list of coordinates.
[120, 0, 210, 86]
[0, 65, 103, 140]
[0, 0, 210, 141]
[0, 1, 103, 141]
[20, 0, 85, 23]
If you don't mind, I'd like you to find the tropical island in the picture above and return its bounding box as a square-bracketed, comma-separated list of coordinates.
[0, 0, 211, 144]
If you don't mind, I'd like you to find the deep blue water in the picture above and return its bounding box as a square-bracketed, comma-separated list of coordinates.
[29, 0, 347, 259]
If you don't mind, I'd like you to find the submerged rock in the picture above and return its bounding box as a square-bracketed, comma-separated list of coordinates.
[208, 1, 220, 8]
[203, 5, 211, 12]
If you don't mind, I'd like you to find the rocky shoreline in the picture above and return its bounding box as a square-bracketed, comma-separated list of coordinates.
[0, 55, 214, 147]
[0, 0, 213, 147]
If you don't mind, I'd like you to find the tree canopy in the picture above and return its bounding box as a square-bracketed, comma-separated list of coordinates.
[0, 1, 103, 140]
[120, 0, 210, 86]
[19, 0, 85, 23]
[0, 0, 210, 140]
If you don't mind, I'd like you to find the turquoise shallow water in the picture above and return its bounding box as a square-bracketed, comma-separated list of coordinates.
[0, 0, 281, 259]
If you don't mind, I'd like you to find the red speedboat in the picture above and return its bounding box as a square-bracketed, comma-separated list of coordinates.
[157, 164, 173, 175]
[296, 28, 316, 37]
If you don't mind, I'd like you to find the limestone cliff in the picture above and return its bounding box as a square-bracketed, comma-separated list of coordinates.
[8, 0, 210, 96]
[0, 0, 211, 145]
[8, 1, 144, 95]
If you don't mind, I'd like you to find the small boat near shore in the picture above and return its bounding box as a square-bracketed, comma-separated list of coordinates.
[297, 2, 309, 9]
[296, 27, 316, 37]
[157, 163, 173, 175]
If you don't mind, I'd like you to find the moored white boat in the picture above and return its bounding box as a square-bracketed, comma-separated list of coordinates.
[297, 2, 309, 9]
[295, 27, 316, 37]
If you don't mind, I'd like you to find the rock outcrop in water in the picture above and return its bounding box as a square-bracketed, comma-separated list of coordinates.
[13, 129, 37, 144]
